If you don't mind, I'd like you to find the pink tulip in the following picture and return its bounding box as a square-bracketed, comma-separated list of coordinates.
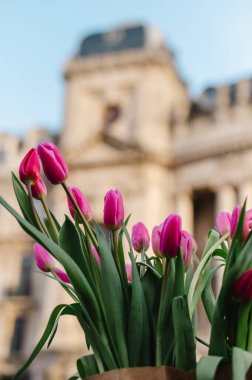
[233, 269, 252, 302]
[216, 211, 232, 236]
[34, 243, 55, 272]
[37, 141, 68, 185]
[67, 186, 92, 222]
[92, 246, 101, 266]
[151, 223, 163, 257]
[159, 214, 182, 258]
[19, 148, 40, 185]
[31, 178, 47, 200]
[126, 263, 132, 282]
[131, 222, 150, 253]
[230, 205, 249, 240]
[246, 209, 252, 229]
[103, 189, 124, 230]
[54, 267, 71, 284]
[180, 230, 197, 269]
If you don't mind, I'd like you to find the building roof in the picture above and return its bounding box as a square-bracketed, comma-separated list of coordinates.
[78, 24, 165, 57]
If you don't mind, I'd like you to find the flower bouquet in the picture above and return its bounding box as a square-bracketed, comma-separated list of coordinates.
[1, 141, 252, 380]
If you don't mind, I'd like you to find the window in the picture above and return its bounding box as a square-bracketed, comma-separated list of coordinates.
[10, 316, 26, 353]
[203, 87, 217, 109]
[0, 149, 5, 162]
[103, 105, 121, 131]
[229, 84, 237, 106]
[5, 256, 33, 296]
[18, 256, 33, 296]
[249, 79, 252, 102]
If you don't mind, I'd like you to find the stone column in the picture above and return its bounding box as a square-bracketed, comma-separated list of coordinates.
[215, 184, 237, 214]
[237, 80, 250, 105]
[238, 180, 252, 209]
[175, 190, 193, 233]
[215, 184, 236, 294]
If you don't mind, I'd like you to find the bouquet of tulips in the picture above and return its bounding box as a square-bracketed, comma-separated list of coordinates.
[1, 141, 252, 380]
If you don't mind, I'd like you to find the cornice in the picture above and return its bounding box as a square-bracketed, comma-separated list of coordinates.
[171, 134, 252, 167]
[63, 49, 174, 78]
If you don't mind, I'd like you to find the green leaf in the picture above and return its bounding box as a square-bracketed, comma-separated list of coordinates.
[44, 216, 58, 243]
[174, 249, 185, 297]
[209, 233, 252, 356]
[136, 262, 161, 279]
[0, 195, 122, 371]
[0, 197, 104, 341]
[236, 302, 252, 350]
[77, 354, 99, 379]
[153, 258, 163, 276]
[12, 304, 68, 379]
[185, 267, 194, 295]
[172, 296, 196, 371]
[156, 259, 175, 366]
[224, 201, 247, 278]
[213, 249, 228, 261]
[68, 372, 79, 380]
[232, 347, 252, 380]
[196, 356, 225, 380]
[117, 216, 131, 311]
[94, 222, 129, 368]
[191, 263, 224, 317]
[188, 232, 228, 319]
[117, 215, 130, 283]
[202, 229, 221, 257]
[59, 217, 88, 276]
[122, 222, 151, 367]
[11, 172, 37, 225]
[47, 304, 80, 348]
[202, 279, 216, 324]
[142, 269, 161, 363]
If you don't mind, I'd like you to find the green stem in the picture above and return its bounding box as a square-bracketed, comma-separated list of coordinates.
[140, 247, 146, 278]
[156, 258, 170, 365]
[51, 269, 79, 303]
[246, 303, 252, 352]
[188, 232, 229, 319]
[112, 229, 120, 271]
[41, 197, 59, 241]
[27, 184, 48, 235]
[236, 302, 250, 349]
[62, 182, 98, 249]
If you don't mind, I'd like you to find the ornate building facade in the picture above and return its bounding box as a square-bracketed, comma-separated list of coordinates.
[0, 24, 252, 379]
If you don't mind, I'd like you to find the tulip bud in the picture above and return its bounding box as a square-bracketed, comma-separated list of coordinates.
[230, 205, 249, 240]
[151, 223, 163, 257]
[31, 178, 47, 200]
[34, 243, 55, 272]
[131, 222, 150, 253]
[54, 267, 71, 284]
[126, 263, 132, 283]
[92, 246, 101, 266]
[37, 141, 68, 185]
[19, 148, 40, 185]
[216, 211, 231, 236]
[159, 214, 182, 258]
[103, 189, 124, 230]
[180, 230, 197, 269]
[246, 209, 252, 229]
[67, 186, 92, 222]
[233, 269, 252, 302]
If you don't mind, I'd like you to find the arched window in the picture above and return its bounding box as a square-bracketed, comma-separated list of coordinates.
[103, 105, 121, 131]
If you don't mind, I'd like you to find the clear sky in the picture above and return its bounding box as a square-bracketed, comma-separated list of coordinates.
[0, 0, 252, 135]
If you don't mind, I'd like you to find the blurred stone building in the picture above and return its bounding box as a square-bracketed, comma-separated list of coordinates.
[1, 24, 252, 379]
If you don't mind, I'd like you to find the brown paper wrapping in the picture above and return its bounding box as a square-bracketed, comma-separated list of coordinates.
[86, 365, 252, 380]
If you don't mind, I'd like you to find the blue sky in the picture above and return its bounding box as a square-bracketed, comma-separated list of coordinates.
[0, 0, 252, 135]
